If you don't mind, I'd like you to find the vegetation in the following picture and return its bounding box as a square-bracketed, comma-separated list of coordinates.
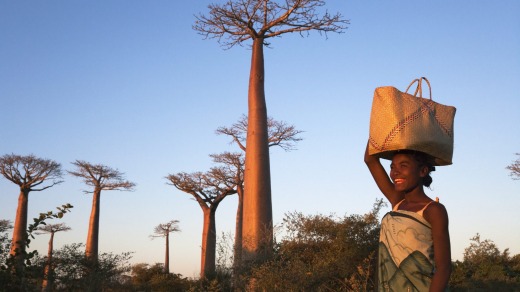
[450, 234, 520, 291]
[0, 205, 72, 291]
[1, 201, 519, 291]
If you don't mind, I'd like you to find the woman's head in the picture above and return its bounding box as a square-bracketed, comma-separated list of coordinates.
[390, 150, 436, 189]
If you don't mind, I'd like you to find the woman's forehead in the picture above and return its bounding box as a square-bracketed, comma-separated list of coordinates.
[391, 153, 415, 163]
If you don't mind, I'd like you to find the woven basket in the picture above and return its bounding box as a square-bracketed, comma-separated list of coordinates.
[368, 77, 456, 166]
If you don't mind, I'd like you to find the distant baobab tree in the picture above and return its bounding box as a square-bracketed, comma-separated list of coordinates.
[216, 115, 302, 269]
[194, 0, 348, 264]
[68, 161, 135, 267]
[36, 223, 71, 292]
[0, 219, 13, 233]
[507, 153, 520, 180]
[150, 220, 181, 274]
[166, 164, 237, 279]
[0, 154, 63, 270]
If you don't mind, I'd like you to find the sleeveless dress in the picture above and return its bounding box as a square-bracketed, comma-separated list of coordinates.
[378, 199, 436, 292]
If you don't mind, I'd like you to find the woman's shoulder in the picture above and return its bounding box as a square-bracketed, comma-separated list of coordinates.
[423, 200, 449, 226]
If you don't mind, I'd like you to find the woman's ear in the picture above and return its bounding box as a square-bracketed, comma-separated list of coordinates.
[419, 165, 429, 177]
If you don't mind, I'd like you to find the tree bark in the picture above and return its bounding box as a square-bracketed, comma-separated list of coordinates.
[10, 190, 29, 265]
[242, 37, 273, 263]
[233, 190, 243, 271]
[200, 207, 217, 279]
[85, 189, 101, 263]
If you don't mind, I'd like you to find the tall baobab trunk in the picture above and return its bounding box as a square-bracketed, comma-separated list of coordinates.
[200, 207, 217, 279]
[85, 189, 101, 291]
[242, 38, 273, 263]
[85, 189, 101, 263]
[233, 185, 244, 271]
[10, 190, 29, 266]
[41, 232, 55, 292]
[164, 232, 170, 274]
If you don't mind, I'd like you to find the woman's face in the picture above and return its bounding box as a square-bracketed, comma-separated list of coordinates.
[390, 153, 427, 193]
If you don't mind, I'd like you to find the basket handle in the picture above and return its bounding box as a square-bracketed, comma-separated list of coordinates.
[405, 77, 432, 100]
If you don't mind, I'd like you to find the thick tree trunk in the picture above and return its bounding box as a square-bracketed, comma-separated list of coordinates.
[200, 207, 217, 279]
[164, 233, 170, 274]
[10, 190, 29, 266]
[9, 190, 30, 290]
[85, 189, 101, 291]
[85, 189, 101, 263]
[242, 38, 273, 264]
[41, 232, 55, 292]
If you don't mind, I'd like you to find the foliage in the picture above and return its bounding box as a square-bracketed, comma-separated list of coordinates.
[0, 204, 72, 291]
[246, 199, 383, 291]
[49, 243, 133, 291]
[129, 263, 191, 292]
[449, 234, 520, 290]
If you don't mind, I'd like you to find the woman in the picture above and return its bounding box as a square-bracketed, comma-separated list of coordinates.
[364, 142, 451, 291]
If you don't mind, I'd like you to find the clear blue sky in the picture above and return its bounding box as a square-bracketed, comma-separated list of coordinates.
[1, 1, 519, 278]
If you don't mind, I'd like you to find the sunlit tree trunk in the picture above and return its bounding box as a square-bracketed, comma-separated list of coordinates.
[10, 190, 29, 267]
[41, 232, 55, 292]
[85, 189, 101, 291]
[85, 189, 101, 263]
[242, 37, 273, 263]
[233, 188, 243, 270]
[201, 208, 217, 279]
[10, 189, 32, 291]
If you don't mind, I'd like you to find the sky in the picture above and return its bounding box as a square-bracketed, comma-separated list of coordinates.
[1, 1, 519, 278]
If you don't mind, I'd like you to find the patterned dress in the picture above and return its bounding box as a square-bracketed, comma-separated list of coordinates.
[378, 200, 435, 292]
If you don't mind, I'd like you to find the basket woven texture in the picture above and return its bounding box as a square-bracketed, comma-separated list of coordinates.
[368, 78, 456, 166]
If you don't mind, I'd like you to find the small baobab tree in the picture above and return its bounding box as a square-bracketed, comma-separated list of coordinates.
[195, 0, 348, 263]
[68, 161, 135, 266]
[36, 223, 71, 292]
[150, 220, 181, 274]
[166, 164, 237, 279]
[0, 219, 13, 233]
[216, 115, 302, 269]
[0, 154, 63, 268]
[506, 153, 520, 180]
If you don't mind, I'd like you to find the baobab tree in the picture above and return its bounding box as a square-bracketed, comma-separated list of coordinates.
[194, 0, 348, 263]
[0, 154, 63, 268]
[68, 161, 135, 265]
[215, 115, 302, 268]
[150, 220, 181, 274]
[166, 164, 237, 279]
[0, 219, 13, 233]
[209, 152, 244, 271]
[36, 223, 71, 292]
[506, 153, 520, 180]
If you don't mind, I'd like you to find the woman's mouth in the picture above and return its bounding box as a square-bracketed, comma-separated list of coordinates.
[394, 178, 405, 184]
